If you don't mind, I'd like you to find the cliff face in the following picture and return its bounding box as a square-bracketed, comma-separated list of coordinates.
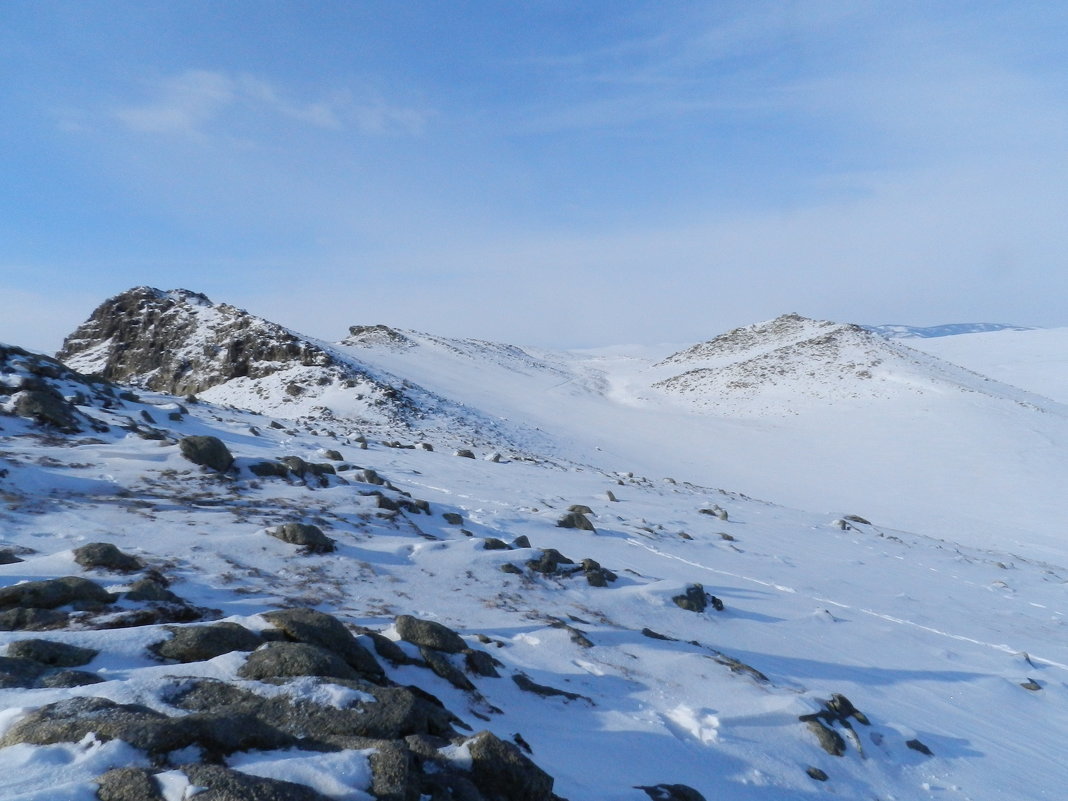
[56, 287, 340, 396]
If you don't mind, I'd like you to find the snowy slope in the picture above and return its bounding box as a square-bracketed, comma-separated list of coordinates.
[2, 341, 1068, 800]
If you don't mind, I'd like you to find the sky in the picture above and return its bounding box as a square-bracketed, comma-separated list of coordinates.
[2, 1, 1067, 353]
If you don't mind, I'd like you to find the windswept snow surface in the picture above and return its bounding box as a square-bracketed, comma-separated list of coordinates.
[1, 381, 1068, 800]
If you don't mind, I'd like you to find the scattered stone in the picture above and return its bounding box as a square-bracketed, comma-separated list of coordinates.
[178, 435, 234, 472]
[454, 449, 476, 459]
[482, 538, 510, 550]
[805, 718, 846, 756]
[237, 642, 361, 682]
[672, 583, 709, 613]
[556, 511, 595, 532]
[512, 673, 590, 703]
[96, 767, 165, 801]
[580, 558, 617, 587]
[844, 514, 871, 525]
[442, 512, 463, 525]
[73, 542, 143, 572]
[486, 451, 502, 463]
[906, 738, 933, 756]
[636, 783, 708, 801]
[263, 608, 383, 678]
[6, 638, 97, 667]
[395, 614, 466, 653]
[268, 523, 336, 554]
[568, 504, 593, 515]
[418, 442, 434, 451]
[466, 730, 555, 801]
[151, 622, 263, 663]
[604, 490, 617, 502]
[718, 532, 736, 542]
[0, 576, 112, 610]
[420, 647, 475, 691]
[322, 449, 343, 461]
[512, 535, 531, 549]
[1021, 678, 1042, 691]
[806, 767, 829, 782]
[500, 563, 523, 575]
[641, 627, 675, 641]
[709, 653, 768, 683]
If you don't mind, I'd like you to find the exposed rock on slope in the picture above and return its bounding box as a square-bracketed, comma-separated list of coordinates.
[56, 286, 414, 423]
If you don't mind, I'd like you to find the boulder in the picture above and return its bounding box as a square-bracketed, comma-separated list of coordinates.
[420, 647, 475, 691]
[178, 436, 234, 472]
[96, 767, 165, 801]
[556, 511, 595, 532]
[0, 655, 48, 688]
[182, 763, 332, 801]
[672, 584, 708, 613]
[805, 718, 846, 756]
[268, 523, 336, 553]
[395, 614, 466, 654]
[13, 388, 80, 432]
[526, 548, 574, 575]
[248, 460, 290, 478]
[73, 542, 143, 572]
[125, 578, 182, 603]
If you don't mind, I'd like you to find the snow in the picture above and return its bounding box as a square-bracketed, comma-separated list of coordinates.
[1, 312, 1067, 799]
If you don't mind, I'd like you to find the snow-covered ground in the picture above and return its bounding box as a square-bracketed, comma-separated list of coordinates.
[2, 309, 1067, 800]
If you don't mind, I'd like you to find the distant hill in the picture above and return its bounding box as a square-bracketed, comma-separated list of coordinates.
[865, 322, 1035, 338]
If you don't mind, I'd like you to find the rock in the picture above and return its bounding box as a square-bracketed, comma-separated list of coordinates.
[672, 584, 709, 613]
[268, 523, 336, 553]
[96, 767, 165, 801]
[0, 576, 112, 610]
[482, 538, 510, 551]
[556, 511, 595, 532]
[418, 442, 434, 451]
[568, 504, 593, 515]
[73, 542, 143, 572]
[263, 608, 383, 678]
[442, 512, 464, 525]
[636, 783, 707, 801]
[580, 558, 616, 587]
[6, 638, 98, 667]
[604, 490, 617, 502]
[1021, 678, 1042, 691]
[237, 642, 361, 682]
[151, 622, 263, 663]
[500, 563, 523, 575]
[182, 763, 332, 801]
[13, 388, 80, 432]
[512, 535, 531, 549]
[420, 647, 475, 691]
[906, 738, 933, 756]
[395, 614, 466, 653]
[454, 449, 476, 459]
[359, 630, 412, 665]
[804, 718, 846, 756]
[322, 449, 343, 461]
[178, 435, 234, 472]
[805, 767, 829, 781]
[466, 730, 554, 801]
[35, 669, 104, 688]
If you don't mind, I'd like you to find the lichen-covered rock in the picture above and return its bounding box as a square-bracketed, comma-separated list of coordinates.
[6, 638, 98, 667]
[268, 523, 336, 553]
[151, 622, 263, 663]
[237, 641, 361, 682]
[263, 608, 383, 679]
[466, 730, 554, 801]
[0, 576, 111, 610]
[178, 435, 233, 472]
[73, 542, 143, 572]
[395, 615, 466, 654]
[368, 741, 420, 801]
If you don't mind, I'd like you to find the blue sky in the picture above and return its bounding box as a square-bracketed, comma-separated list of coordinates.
[3, 1, 1067, 352]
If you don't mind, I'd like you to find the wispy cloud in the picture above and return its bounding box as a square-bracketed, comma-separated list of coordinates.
[114, 70, 428, 139]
